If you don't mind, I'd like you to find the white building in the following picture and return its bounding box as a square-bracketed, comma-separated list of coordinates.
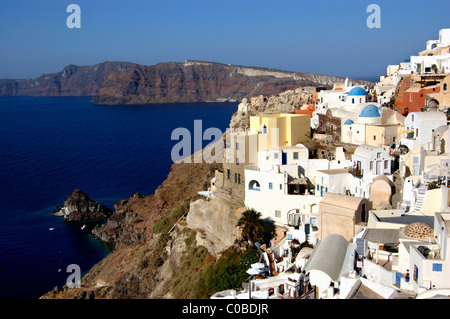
[245, 165, 322, 226]
[410, 54, 450, 75]
[426, 28, 450, 50]
[400, 111, 448, 151]
[351, 144, 393, 198]
[303, 234, 356, 298]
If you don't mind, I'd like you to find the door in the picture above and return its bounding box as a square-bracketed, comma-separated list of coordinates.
[282, 152, 287, 165]
[395, 272, 403, 287]
[376, 161, 382, 175]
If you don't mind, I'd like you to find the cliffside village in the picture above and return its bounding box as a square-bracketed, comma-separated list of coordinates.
[194, 28, 450, 300]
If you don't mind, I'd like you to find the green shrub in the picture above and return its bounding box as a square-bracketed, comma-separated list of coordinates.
[152, 197, 191, 234]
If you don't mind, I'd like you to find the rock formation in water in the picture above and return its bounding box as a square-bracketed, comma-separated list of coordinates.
[53, 189, 112, 223]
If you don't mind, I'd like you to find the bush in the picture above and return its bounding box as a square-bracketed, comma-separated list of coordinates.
[205, 247, 259, 296]
[152, 197, 191, 234]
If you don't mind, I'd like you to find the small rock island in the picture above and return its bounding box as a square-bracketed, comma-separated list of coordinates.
[53, 189, 112, 223]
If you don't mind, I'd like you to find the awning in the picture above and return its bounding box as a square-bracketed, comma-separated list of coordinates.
[361, 228, 399, 244]
[246, 268, 261, 275]
[251, 263, 265, 269]
[287, 178, 308, 185]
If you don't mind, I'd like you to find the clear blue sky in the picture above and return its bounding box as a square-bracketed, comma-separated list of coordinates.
[1, 0, 449, 81]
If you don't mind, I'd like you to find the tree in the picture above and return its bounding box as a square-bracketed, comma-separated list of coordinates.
[237, 208, 265, 244]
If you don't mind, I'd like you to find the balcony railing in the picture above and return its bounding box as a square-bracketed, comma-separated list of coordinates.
[349, 167, 363, 177]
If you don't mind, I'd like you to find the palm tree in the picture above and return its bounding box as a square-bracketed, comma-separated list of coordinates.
[237, 208, 265, 244]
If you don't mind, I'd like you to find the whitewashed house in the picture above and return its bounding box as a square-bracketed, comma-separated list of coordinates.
[245, 166, 322, 224]
[400, 111, 447, 151]
[350, 144, 393, 198]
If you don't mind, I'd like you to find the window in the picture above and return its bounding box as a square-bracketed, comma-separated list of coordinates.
[238, 173, 241, 184]
[413, 156, 419, 164]
[432, 263, 443, 272]
[236, 157, 239, 165]
[248, 180, 260, 191]
[373, 135, 377, 141]
[411, 115, 414, 121]
[410, 93, 413, 102]
[384, 160, 389, 169]
[377, 152, 381, 158]
[269, 182, 273, 190]
[275, 210, 281, 218]
[352, 98, 355, 104]
[413, 265, 419, 282]
[280, 184, 282, 190]
[234, 173, 237, 183]
[227, 169, 230, 180]
[236, 143, 239, 151]
[370, 161, 374, 171]
[293, 152, 299, 160]
[444, 83, 448, 91]
[274, 153, 279, 159]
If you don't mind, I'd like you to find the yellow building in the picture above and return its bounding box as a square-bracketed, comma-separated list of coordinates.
[365, 124, 402, 151]
[249, 113, 311, 151]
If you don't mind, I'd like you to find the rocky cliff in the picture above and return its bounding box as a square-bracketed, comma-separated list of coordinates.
[0, 62, 133, 97]
[229, 87, 315, 129]
[42, 150, 225, 299]
[92, 60, 373, 105]
[1, 60, 373, 105]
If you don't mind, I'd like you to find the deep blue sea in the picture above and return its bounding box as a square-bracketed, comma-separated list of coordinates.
[0, 97, 237, 299]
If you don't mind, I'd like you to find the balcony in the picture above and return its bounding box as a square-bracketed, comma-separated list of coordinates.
[349, 167, 363, 178]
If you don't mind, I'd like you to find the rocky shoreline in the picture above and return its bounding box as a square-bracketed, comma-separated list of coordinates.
[42, 154, 223, 299]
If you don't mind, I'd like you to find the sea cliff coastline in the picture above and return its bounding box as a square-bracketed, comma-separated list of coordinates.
[42, 151, 223, 298]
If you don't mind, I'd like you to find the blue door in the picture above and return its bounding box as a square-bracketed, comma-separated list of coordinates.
[282, 152, 287, 165]
[395, 272, 403, 287]
[305, 223, 310, 235]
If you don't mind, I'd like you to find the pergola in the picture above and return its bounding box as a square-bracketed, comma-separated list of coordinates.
[361, 228, 400, 264]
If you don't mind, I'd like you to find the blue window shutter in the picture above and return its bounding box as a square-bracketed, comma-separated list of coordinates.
[433, 263, 442, 272]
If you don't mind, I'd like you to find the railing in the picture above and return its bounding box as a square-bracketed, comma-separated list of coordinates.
[349, 167, 363, 177]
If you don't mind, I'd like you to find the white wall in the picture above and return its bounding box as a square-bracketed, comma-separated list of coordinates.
[351, 124, 366, 145]
[244, 167, 321, 225]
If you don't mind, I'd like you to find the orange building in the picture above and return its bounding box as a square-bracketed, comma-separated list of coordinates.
[296, 104, 315, 118]
[400, 85, 440, 115]
[296, 92, 318, 118]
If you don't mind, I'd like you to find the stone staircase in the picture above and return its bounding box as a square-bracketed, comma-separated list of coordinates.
[411, 182, 429, 212]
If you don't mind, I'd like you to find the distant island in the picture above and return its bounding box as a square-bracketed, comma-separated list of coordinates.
[0, 60, 374, 105]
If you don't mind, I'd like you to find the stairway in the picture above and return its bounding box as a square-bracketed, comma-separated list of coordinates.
[411, 183, 428, 212]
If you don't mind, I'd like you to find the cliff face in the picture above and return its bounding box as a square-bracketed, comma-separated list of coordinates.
[1, 60, 373, 105]
[92, 60, 373, 105]
[229, 88, 314, 129]
[0, 62, 133, 97]
[42, 151, 224, 299]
